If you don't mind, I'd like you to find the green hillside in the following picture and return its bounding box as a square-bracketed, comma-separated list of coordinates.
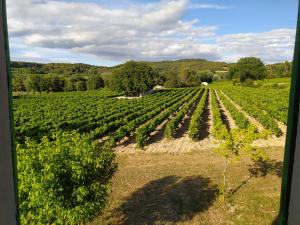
[11, 59, 229, 76]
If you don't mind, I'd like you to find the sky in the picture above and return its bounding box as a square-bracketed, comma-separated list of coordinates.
[7, 0, 299, 66]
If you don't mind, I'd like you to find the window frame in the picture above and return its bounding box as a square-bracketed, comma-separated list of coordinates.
[0, 0, 300, 224]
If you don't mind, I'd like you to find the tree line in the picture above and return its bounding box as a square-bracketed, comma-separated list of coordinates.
[228, 57, 291, 83]
[13, 73, 104, 92]
[11, 57, 291, 95]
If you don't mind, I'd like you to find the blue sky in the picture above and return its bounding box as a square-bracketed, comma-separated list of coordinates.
[7, 0, 298, 66]
[185, 0, 298, 34]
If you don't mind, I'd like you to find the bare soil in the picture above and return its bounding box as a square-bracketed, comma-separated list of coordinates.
[214, 91, 237, 129]
[220, 91, 286, 147]
[115, 90, 218, 153]
[220, 91, 264, 132]
[115, 89, 286, 153]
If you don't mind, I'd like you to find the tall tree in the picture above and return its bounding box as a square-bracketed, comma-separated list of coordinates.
[110, 61, 158, 96]
[229, 57, 267, 82]
[179, 67, 194, 86]
[24, 74, 42, 92]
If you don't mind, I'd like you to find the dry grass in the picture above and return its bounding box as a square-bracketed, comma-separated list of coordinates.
[88, 146, 283, 225]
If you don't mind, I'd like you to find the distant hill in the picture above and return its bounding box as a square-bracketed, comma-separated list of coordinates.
[143, 59, 228, 74]
[11, 59, 229, 76]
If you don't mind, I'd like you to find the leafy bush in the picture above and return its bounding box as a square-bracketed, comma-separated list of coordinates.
[17, 131, 117, 225]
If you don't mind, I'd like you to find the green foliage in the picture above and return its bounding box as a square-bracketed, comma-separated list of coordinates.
[110, 61, 158, 96]
[17, 131, 117, 225]
[228, 57, 267, 82]
[164, 89, 203, 138]
[76, 80, 87, 91]
[179, 67, 196, 86]
[12, 74, 26, 92]
[218, 91, 250, 129]
[214, 126, 270, 202]
[147, 59, 228, 76]
[163, 72, 181, 88]
[197, 70, 214, 83]
[215, 126, 269, 161]
[222, 87, 283, 135]
[106, 89, 189, 146]
[266, 61, 291, 78]
[210, 90, 228, 140]
[136, 88, 199, 148]
[188, 89, 208, 140]
[24, 74, 42, 92]
[87, 74, 104, 90]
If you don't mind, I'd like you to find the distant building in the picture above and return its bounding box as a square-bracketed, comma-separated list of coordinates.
[201, 82, 208, 86]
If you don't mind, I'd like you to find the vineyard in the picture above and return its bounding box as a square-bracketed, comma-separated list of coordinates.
[14, 83, 289, 151]
[14, 81, 289, 224]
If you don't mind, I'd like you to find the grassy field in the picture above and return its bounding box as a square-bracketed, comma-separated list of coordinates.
[89, 146, 283, 225]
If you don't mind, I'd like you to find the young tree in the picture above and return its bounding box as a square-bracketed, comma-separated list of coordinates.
[215, 126, 270, 202]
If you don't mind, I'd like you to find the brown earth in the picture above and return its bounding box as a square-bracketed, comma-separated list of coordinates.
[113, 89, 286, 153]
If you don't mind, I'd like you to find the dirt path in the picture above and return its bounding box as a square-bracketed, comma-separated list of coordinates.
[214, 90, 237, 129]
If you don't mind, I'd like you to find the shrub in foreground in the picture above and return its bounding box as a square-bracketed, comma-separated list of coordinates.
[17, 131, 117, 225]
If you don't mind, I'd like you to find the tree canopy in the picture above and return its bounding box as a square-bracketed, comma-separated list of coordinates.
[228, 57, 267, 82]
[109, 61, 159, 96]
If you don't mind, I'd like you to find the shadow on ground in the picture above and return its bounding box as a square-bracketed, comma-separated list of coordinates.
[229, 159, 283, 197]
[114, 175, 218, 225]
[248, 159, 282, 177]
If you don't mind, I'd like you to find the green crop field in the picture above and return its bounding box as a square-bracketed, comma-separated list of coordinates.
[14, 80, 290, 225]
[14, 81, 290, 147]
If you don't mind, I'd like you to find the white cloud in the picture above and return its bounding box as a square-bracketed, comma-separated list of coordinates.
[6, 0, 296, 64]
[188, 3, 231, 10]
[217, 28, 296, 63]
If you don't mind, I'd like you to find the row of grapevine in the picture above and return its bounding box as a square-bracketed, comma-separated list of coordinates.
[136, 88, 201, 148]
[188, 89, 208, 140]
[217, 91, 250, 129]
[106, 88, 197, 146]
[220, 85, 288, 124]
[222, 88, 282, 136]
[210, 90, 228, 140]
[76, 90, 184, 134]
[14, 89, 183, 142]
[90, 89, 192, 142]
[164, 88, 204, 139]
